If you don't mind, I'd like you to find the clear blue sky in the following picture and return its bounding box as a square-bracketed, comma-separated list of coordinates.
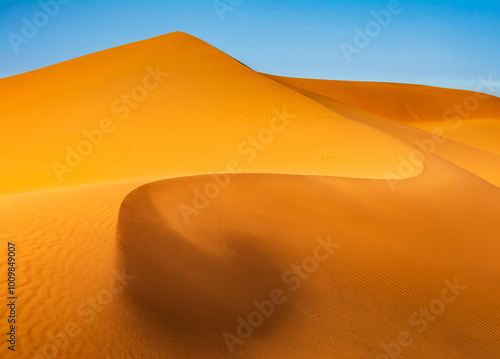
[1, 0, 499, 91]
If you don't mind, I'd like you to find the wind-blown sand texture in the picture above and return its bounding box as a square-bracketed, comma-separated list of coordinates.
[1, 32, 499, 358]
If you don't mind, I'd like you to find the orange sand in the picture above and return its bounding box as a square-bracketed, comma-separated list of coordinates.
[1, 32, 499, 358]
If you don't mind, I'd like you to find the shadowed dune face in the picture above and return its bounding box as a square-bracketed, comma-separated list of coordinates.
[117, 164, 500, 357]
[117, 182, 288, 341]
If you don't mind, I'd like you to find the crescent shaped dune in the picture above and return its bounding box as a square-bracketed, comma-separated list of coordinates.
[1, 32, 500, 358]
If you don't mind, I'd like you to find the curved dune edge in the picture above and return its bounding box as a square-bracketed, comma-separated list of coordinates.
[2, 163, 499, 358]
[117, 152, 500, 358]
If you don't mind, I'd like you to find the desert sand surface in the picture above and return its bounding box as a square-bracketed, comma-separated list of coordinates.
[1, 32, 500, 358]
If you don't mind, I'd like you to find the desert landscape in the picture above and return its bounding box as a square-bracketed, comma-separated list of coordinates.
[1, 31, 500, 358]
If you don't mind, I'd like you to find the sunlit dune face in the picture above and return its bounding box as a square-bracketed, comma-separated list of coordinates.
[1, 32, 426, 196]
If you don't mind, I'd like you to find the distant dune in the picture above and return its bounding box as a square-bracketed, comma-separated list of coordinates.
[266, 74, 500, 186]
[1, 32, 499, 358]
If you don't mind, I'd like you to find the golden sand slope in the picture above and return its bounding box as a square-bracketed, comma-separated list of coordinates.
[265, 75, 500, 126]
[266, 75, 500, 187]
[0, 32, 422, 196]
[1, 32, 500, 359]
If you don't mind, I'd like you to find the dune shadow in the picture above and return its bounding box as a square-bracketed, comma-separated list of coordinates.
[116, 181, 290, 349]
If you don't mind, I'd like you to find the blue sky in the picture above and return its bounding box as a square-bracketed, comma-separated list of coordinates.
[1, 0, 499, 91]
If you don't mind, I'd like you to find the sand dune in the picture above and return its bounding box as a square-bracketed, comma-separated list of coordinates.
[265, 75, 500, 126]
[1, 31, 499, 358]
[0, 32, 422, 196]
[118, 162, 500, 358]
[265, 79, 500, 187]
